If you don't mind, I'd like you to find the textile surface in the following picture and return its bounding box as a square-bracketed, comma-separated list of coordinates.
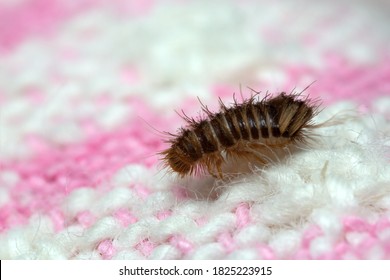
[1, 0, 390, 259]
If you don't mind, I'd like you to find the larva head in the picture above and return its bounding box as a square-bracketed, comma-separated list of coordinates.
[162, 145, 193, 176]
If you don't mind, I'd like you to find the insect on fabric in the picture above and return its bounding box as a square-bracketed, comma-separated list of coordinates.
[160, 89, 320, 178]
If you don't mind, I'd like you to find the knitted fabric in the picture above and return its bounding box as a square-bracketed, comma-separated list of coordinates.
[1, 0, 390, 260]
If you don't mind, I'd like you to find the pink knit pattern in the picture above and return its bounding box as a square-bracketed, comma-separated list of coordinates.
[1, 0, 390, 259]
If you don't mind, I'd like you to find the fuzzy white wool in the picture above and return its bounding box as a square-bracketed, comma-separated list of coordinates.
[3, 100, 390, 258]
[227, 248, 260, 260]
[148, 244, 182, 260]
[310, 208, 343, 237]
[235, 224, 271, 246]
[2, 100, 390, 260]
[189, 243, 225, 259]
[310, 236, 333, 258]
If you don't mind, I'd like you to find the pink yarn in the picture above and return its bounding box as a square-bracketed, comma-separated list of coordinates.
[217, 232, 235, 253]
[0, 0, 155, 52]
[301, 225, 323, 249]
[156, 210, 172, 221]
[98, 239, 116, 260]
[113, 209, 138, 227]
[0, 110, 164, 231]
[235, 203, 250, 229]
[169, 235, 193, 255]
[257, 244, 276, 260]
[76, 211, 96, 228]
[135, 239, 155, 257]
[0, 0, 88, 51]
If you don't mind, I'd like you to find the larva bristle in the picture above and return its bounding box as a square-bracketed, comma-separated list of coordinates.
[160, 90, 320, 178]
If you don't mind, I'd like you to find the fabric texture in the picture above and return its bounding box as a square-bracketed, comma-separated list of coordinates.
[1, 0, 390, 259]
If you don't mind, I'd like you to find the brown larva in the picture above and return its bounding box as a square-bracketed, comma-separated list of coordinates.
[160, 90, 319, 178]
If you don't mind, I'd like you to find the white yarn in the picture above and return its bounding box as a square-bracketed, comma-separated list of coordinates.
[189, 243, 225, 259]
[235, 224, 271, 246]
[310, 236, 333, 258]
[148, 244, 182, 260]
[227, 248, 260, 260]
[1, 99, 390, 259]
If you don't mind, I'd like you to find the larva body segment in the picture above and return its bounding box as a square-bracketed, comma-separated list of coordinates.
[161, 92, 318, 178]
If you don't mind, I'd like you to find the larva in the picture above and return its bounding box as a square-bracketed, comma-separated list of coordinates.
[160, 91, 319, 178]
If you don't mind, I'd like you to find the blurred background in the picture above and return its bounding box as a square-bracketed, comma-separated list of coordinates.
[1, 0, 389, 160]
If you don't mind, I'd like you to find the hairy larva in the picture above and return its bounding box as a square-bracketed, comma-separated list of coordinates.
[160, 90, 319, 178]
